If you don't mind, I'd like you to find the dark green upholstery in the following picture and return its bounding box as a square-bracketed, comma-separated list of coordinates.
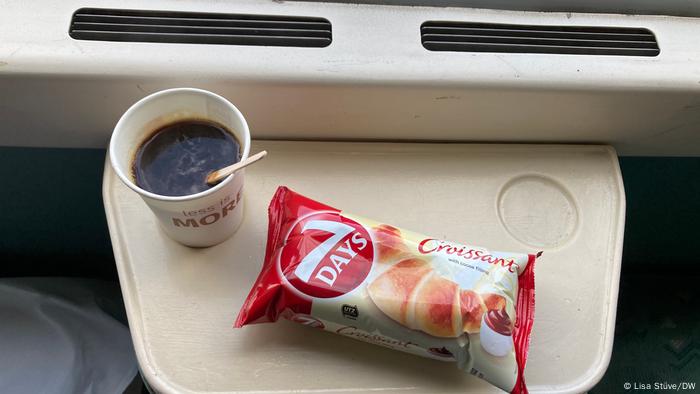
[0, 147, 113, 279]
[594, 158, 700, 392]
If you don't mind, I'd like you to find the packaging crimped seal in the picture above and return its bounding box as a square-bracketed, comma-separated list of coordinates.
[236, 186, 538, 393]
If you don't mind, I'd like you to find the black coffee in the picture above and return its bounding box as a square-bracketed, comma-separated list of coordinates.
[132, 120, 240, 196]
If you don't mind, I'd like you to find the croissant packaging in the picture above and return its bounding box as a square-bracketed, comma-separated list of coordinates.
[235, 186, 538, 393]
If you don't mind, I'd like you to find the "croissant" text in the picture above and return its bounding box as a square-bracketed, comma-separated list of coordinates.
[336, 326, 417, 349]
[417, 238, 519, 273]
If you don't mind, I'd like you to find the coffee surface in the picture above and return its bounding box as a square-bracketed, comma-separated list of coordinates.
[133, 120, 240, 196]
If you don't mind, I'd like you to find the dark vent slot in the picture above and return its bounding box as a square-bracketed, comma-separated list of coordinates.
[70, 8, 331, 48]
[422, 21, 659, 56]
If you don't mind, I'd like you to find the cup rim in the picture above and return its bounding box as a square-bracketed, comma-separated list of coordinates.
[109, 87, 251, 202]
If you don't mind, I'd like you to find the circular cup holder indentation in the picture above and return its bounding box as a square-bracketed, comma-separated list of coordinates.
[497, 175, 578, 248]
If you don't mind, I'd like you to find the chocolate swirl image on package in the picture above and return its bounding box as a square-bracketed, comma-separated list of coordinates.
[236, 186, 538, 393]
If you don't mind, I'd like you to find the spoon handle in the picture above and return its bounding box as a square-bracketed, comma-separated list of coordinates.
[206, 150, 268, 185]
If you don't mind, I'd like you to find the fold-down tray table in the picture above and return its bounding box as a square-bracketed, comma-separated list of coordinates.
[104, 141, 625, 394]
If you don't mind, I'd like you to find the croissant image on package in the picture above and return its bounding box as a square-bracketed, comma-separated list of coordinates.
[371, 224, 411, 263]
[367, 257, 506, 337]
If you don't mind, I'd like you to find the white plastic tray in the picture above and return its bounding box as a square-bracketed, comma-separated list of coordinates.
[103, 141, 625, 394]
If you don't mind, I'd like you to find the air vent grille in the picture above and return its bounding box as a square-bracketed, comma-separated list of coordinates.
[70, 8, 331, 48]
[422, 21, 659, 56]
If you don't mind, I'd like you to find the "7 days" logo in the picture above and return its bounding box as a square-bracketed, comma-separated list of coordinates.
[281, 213, 374, 298]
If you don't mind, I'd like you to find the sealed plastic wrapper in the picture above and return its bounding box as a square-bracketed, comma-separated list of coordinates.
[236, 186, 538, 393]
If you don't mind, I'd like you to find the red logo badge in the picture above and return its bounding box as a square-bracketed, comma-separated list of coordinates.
[289, 314, 325, 329]
[280, 212, 374, 298]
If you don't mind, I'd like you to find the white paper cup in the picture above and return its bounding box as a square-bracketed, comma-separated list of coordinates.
[109, 88, 251, 247]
